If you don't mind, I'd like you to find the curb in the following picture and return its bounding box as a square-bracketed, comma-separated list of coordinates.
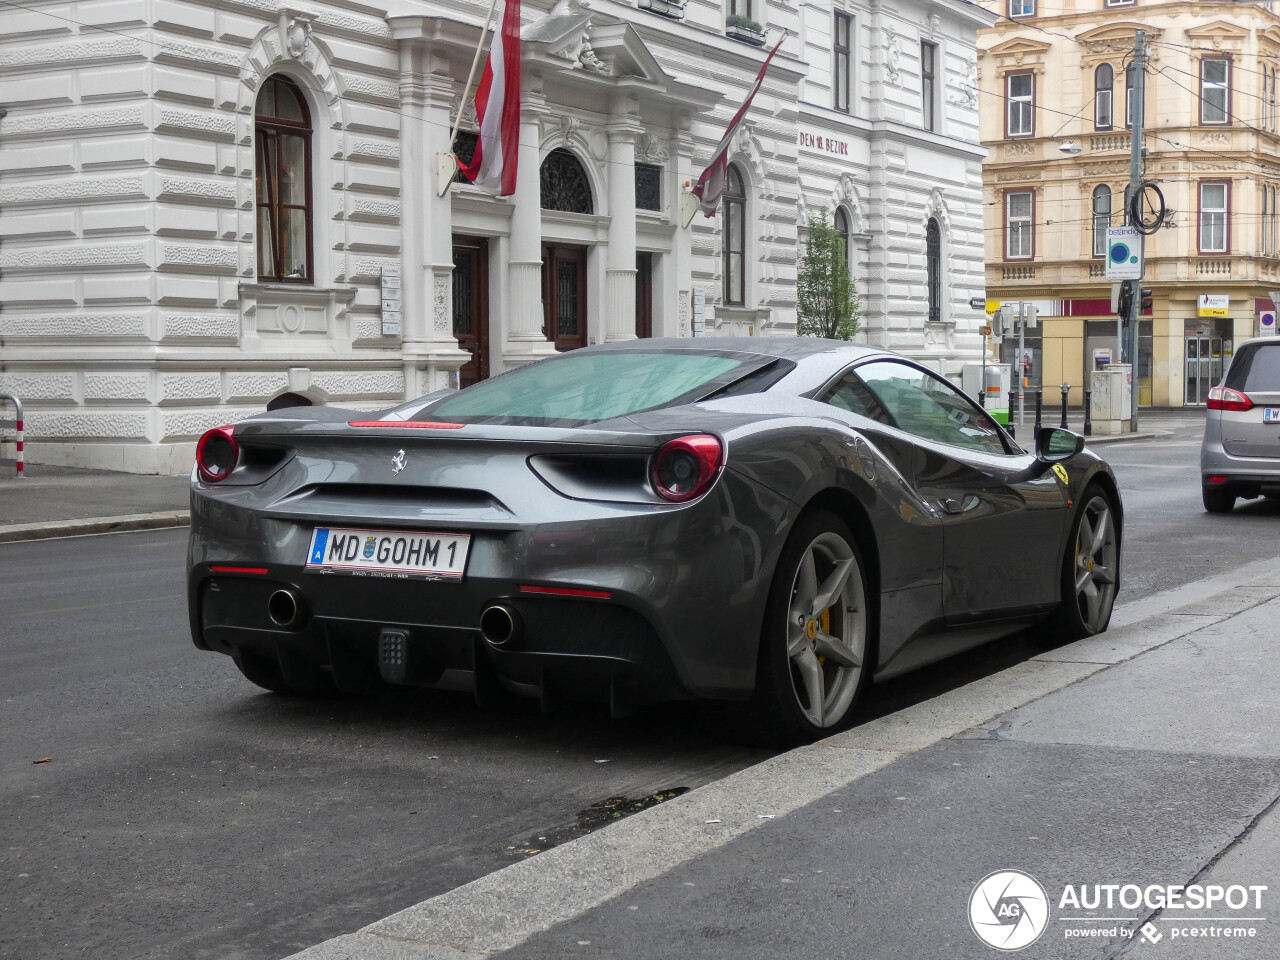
[1085, 429, 1173, 446]
[0, 510, 190, 544]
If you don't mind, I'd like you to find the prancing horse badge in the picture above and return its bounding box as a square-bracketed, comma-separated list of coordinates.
[391, 449, 407, 476]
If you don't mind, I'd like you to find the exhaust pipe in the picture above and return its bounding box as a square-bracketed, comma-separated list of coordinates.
[479, 604, 521, 648]
[267, 589, 302, 628]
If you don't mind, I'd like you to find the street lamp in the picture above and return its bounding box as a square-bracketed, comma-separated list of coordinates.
[1058, 140, 1083, 155]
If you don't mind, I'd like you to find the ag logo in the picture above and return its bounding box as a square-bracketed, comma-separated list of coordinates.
[1051, 464, 1069, 485]
[969, 870, 1050, 951]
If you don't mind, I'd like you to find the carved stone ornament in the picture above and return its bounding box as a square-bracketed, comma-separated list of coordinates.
[733, 122, 753, 155]
[678, 290, 690, 337]
[433, 275, 451, 334]
[883, 26, 901, 86]
[927, 13, 941, 40]
[952, 56, 979, 108]
[278, 9, 315, 60]
[528, 0, 604, 72]
[560, 115, 582, 143]
[636, 132, 669, 164]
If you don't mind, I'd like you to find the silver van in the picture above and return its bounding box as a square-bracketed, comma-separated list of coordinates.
[1201, 338, 1280, 512]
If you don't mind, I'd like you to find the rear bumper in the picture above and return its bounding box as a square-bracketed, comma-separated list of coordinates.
[191, 566, 691, 705]
[1200, 438, 1280, 490]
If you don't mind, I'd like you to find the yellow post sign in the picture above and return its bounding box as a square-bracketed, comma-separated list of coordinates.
[985, 300, 1001, 314]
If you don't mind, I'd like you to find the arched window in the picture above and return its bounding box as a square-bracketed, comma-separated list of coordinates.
[834, 207, 851, 267]
[540, 149, 594, 213]
[926, 217, 942, 323]
[255, 75, 312, 283]
[1092, 185, 1112, 258]
[723, 164, 746, 306]
[1094, 64, 1114, 130]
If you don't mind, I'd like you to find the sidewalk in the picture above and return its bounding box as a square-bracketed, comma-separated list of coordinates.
[287, 557, 1280, 960]
[0, 463, 190, 542]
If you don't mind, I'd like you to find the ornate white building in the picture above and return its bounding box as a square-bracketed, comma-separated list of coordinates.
[0, 0, 995, 473]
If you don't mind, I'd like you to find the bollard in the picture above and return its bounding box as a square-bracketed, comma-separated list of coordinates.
[1083, 387, 1092, 437]
[1034, 390, 1043, 435]
[1059, 382, 1070, 429]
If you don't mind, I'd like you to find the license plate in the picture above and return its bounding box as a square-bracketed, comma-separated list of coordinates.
[1265, 408, 1280, 423]
[305, 527, 470, 579]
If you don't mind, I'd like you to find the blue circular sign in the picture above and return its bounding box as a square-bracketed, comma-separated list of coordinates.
[1109, 243, 1131, 264]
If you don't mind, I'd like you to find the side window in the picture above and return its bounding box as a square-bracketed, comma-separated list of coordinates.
[855, 361, 1008, 455]
[821, 372, 892, 424]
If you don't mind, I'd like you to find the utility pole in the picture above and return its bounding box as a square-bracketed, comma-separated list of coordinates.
[1124, 30, 1146, 434]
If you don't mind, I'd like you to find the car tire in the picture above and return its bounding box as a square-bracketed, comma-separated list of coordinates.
[750, 510, 874, 746]
[1203, 483, 1235, 513]
[1045, 486, 1120, 641]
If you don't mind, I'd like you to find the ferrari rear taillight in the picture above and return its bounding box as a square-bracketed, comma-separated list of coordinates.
[1207, 386, 1253, 411]
[651, 434, 724, 503]
[196, 425, 239, 483]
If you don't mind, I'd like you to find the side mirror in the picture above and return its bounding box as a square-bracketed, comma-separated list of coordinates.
[1036, 427, 1084, 462]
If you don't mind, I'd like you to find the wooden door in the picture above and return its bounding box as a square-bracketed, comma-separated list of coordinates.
[452, 236, 488, 387]
[636, 251, 653, 339]
[542, 244, 587, 351]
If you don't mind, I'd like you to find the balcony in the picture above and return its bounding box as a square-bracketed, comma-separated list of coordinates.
[1197, 258, 1232, 277]
[1002, 265, 1037, 281]
[726, 16, 765, 46]
[1089, 135, 1129, 153]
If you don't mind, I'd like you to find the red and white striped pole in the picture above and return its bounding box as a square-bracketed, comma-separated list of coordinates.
[1, 393, 23, 477]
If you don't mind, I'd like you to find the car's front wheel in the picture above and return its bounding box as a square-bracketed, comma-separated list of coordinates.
[1047, 487, 1120, 640]
[753, 511, 873, 745]
[1202, 482, 1235, 513]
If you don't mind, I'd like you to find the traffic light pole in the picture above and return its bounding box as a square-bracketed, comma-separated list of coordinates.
[1125, 30, 1146, 434]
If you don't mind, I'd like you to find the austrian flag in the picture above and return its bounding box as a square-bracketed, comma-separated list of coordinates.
[460, 0, 522, 196]
[690, 32, 785, 218]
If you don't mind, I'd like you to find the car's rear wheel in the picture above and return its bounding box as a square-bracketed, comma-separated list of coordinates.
[1046, 487, 1119, 640]
[1202, 482, 1235, 513]
[753, 511, 872, 745]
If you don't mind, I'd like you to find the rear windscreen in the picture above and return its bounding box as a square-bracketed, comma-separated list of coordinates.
[427, 351, 750, 425]
[1225, 343, 1280, 392]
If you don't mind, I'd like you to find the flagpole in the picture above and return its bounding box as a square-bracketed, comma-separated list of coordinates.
[436, 0, 503, 198]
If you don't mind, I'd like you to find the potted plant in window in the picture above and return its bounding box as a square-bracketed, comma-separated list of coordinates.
[726, 13, 765, 46]
[638, 0, 685, 19]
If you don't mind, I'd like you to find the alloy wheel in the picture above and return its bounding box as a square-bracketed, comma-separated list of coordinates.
[1073, 495, 1118, 632]
[785, 531, 867, 729]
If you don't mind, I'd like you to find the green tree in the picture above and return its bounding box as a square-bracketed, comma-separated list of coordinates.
[796, 208, 861, 340]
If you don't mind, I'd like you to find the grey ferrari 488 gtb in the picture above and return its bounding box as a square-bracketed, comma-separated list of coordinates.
[188, 339, 1122, 743]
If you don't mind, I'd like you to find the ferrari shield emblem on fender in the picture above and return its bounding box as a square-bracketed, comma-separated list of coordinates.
[391, 449, 407, 476]
[363, 536, 377, 559]
[1052, 464, 1069, 485]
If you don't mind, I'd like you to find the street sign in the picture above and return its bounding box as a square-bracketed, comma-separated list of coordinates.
[969, 297, 987, 310]
[986, 299, 1001, 314]
[1105, 226, 1143, 280]
[980, 324, 992, 337]
[1259, 309, 1277, 337]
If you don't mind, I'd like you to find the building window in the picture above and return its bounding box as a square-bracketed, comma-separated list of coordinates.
[1104, 0, 1135, 6]
[834, 12, 852, 113]
[1200, 58, 1230, 125]
[1199, 181, 1229, 253]
[1006, 72, 1034, 137]
[1092, 185, 1112, 258]
[1008, 0, 1034, 17]
[921, 41, 937, 132]
[723, 164, 746, 305]
[635, 163, 662, 212]
[1271, 67, 1278, 132]
[926, 217, 942, 322]
[1005, 190, 1033, 260]
[254, 75, 312, 283]
[729, 0, 751, 16]
[540, 149, 594, 213]
[1094, 64, 1114, 129]
[1272, 184, 1278, 256]
[834, 207, 851, 265]
[1263, 184, 1270, 257]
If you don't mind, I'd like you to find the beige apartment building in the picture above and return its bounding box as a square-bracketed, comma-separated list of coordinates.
[979, 0, 1280, 407]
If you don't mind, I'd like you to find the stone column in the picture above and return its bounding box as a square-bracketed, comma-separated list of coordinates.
[396, 39, 468, 398]
[674, 111, 696, 339]
[505, 93, 555, 362]
[604, 113, 640, 341]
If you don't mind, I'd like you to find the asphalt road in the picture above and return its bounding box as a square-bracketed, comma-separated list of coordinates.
[3, 421, 1278, 960]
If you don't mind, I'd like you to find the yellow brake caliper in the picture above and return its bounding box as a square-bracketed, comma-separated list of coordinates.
[818, 608, 831, 666]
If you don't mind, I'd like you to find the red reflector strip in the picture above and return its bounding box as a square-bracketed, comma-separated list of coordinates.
[347, 420, 464, 429]
[1206, 476, 1229, 485]
[210, 565, 270, 575]
[519, 585, 613, 600]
